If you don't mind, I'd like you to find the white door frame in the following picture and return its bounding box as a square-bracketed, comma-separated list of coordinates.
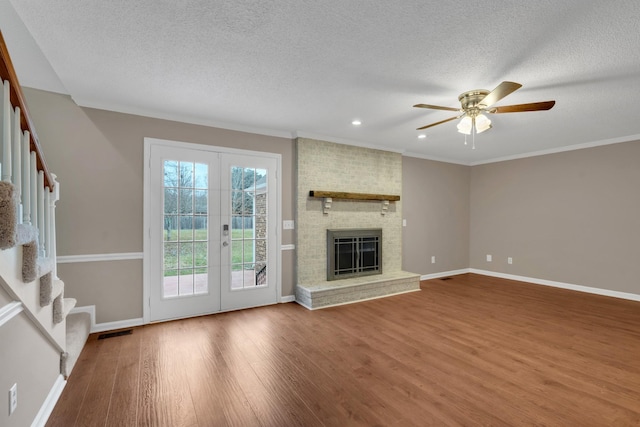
[143, 137, 282, 323]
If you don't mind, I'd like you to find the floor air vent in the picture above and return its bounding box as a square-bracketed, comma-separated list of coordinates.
[98, 329, 133, 340]
[440, 277, 453, 281]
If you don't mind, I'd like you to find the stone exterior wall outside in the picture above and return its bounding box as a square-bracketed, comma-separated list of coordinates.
[254, 191, 267, 278]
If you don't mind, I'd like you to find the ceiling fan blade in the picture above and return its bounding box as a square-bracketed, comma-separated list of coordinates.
[413, 103, 460, 112]
[478, 81, 522, 108]
[416, 115, 462, 130]
[489, 100, 556, 113]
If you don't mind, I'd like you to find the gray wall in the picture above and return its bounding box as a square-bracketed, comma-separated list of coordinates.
[24, 88, 295, 323]
[0, 307, 60, 427]
[23, 87, 640, 324]
[470, 140, 640, 294]
[402, 156, 470, 274]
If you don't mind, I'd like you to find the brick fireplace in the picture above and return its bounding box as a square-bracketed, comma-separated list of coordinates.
[295, 138, 420, 309]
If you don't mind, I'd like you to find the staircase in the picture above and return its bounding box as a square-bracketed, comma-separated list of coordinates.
[0, 29, 90, 426]
[0, 181, 90, 376]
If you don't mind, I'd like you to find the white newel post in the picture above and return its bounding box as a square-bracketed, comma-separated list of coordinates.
[38, 170, 45, 257]
[50, 175, 60, 279]
[22, 131, 31, 225]
[13, 107, 22, 223]
[2, 80, 11, 182]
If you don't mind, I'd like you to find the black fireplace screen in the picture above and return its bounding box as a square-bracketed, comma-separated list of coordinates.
[327, 229, 382, 281]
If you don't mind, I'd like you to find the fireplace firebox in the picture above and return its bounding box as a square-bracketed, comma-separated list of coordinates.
[327, 229, 382, 281]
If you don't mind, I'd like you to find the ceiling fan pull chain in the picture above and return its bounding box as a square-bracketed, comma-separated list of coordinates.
[472, 131, 476, 150]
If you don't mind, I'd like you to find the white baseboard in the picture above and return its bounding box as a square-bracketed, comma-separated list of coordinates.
[420, 269, 471, 281]
[92, 317, 144, 333]
[70, 306, 144, 333]
[280, 295, 295, 303]
[469, 269, 640, 302]
[31, 374, 66, 427]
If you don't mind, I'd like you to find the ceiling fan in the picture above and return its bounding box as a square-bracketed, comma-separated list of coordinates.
[414, 81, 555, 136]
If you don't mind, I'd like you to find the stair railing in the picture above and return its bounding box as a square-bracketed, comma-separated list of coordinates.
[0, 30, 59, 276]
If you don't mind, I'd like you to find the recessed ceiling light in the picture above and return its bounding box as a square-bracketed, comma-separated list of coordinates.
[418, 134, 427, 139]
[351, 120, 362, 126]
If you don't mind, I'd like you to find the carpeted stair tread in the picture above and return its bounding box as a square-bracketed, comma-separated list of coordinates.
[0, 181, 17, 249]
[63, 311, 91, 378]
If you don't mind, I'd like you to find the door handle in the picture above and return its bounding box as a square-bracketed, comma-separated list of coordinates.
[222, 241, 229, 247]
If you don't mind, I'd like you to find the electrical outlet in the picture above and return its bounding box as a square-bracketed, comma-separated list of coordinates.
[508, 257, 513, 264]
[282, 220, 295, 230]
[9, 383, 17, 415]
[431, 256, 436, 264]
[402, 219, 407, 227]
[486, 254, 492, 262]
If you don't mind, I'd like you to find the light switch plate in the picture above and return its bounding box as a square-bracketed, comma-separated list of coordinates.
[283, 220, 295, 230]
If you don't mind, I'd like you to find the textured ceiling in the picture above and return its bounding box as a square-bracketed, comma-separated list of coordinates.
[3, 0, 640, 164]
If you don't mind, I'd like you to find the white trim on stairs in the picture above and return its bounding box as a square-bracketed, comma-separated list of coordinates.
[0, 301, 24, 328]
[31, 374, 66, 427]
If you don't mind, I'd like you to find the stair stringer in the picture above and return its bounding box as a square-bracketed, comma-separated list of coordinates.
[0, 244, 65, 352]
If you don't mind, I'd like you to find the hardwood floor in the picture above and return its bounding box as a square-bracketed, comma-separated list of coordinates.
[46, 274, 640, 426]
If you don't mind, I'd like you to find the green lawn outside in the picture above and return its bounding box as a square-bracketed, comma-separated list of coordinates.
[163, 227, 256, 276]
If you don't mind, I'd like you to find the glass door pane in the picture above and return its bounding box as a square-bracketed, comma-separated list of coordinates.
[162, 159, 209, 298]
[220, 154, 277, 311]
[230, 166, 268, 289]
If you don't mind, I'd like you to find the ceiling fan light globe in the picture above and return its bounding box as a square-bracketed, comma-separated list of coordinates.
[475, 114, 492, 133]
[457, 116, 473, 135]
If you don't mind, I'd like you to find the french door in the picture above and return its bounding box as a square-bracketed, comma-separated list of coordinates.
[145, 140, 279, 322]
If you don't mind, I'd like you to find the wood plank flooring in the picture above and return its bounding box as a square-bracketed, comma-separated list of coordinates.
[46, 274, 640, 426]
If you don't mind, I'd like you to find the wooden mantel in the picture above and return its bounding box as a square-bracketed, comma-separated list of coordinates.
[309, 191, 400, 202]
[309, 191, 400, 215]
